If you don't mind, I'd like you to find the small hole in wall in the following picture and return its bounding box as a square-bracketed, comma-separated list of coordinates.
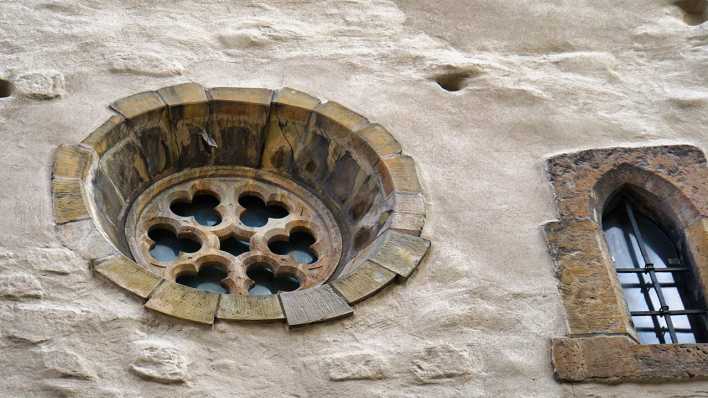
[176, 263, 229, 294]
[674, 0, 707, 25]
[0, 79, 13, 98]
[432, 70, 479, 92]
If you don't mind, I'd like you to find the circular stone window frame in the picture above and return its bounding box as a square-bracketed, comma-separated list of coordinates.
[51, 83, 430, 327]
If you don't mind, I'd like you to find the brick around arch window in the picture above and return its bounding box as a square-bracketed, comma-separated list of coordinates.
[543, 145, 708, 383]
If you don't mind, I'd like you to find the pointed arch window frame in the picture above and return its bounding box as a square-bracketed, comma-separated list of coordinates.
[544, 145, 708, 383]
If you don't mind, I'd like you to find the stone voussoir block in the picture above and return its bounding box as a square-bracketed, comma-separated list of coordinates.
[157, 83, 213, 170]
[52, 178, 90, 224]
[389, 212, 425, 236]
[145, 280, 220, 325]
[53, 144, 92, 179]
[110, 90, 166, 120]
[294, 102, 369, 188]
[389, 192, 426, 235]
[216, 293, 285, 321]
[99, 138, 151, 204]
[379, 155, 422, 196]
[393, 192, 425, 215]
[81, 114, 130, 157]
[208, 87, 273, 108]
[279, 284, 353, 327]
[356, 123, 402, 159]
[312, 101, 370, 141]
[369, 229, 430, 278]
[272, 87, 321, 116]
[94, 255, 161, 298]
[208, 87, 273, 168]
[260, 87, 321, 173]
[158, 82, 209, 108]
[110, 91, 177, 179]
[331, 260, 397, 304]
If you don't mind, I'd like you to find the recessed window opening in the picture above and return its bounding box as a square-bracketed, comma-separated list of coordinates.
[171, 193, 221, 226]
[239, 194, 288, 227]
[268, 229, 318, 264]
[246, 263, 300, 296]
[176, 263, 229, 294]
[603, 192, 708, 344]
[148, 227, 201, 262]
[0, 79, 12, 98]
[219, 235, 250, 257]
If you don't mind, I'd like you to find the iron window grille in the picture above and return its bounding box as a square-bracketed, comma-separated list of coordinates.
[603, 194, 708, 344]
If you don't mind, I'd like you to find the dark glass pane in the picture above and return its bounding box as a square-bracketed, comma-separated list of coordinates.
[176, 264, 228, 294]
[239, 195, 290, 228]
[267, 230, 318, 264]
[220, 236, 250, 257]
[148, 228, 200, 262]
[246, 263, 301, 295]
[170, 194, 221, 227]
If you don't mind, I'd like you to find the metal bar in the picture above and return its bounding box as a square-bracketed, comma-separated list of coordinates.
[630, 309, 708, 316]
[615, 267, 689, 273]
[618, 199, 665, 343]
[621, 282, 678, 289]
[636, 327, 694, 333]
[624, 200, 678, 343]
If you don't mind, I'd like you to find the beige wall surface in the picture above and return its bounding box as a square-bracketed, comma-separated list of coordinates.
[1, 1, 707, 396]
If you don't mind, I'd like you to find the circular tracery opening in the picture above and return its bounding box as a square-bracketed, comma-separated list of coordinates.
[127, 170, 343, 295]
[238, 193, 289, 227]
[147, 226, 201, 262]
[268, 229, 318, 264]
[219, 235, 250, 257]
[170, 192, 222, 227]
[176, 263, 229, 294]
[247, 263, 301, 296]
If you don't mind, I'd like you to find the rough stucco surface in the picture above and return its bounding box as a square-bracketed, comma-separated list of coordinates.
[1, 1, 707, 397]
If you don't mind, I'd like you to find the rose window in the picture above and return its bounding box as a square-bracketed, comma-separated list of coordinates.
[51, 83, 430, 326]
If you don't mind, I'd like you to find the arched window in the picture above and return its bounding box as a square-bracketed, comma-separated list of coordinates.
[603, 192, 708, 344]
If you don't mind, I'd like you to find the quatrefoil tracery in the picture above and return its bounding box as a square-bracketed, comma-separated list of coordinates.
[170, 192, 222, 227]
[238, 194, 288, 227]
[130, 174, 342, 296]
[268, 229, 318, 264]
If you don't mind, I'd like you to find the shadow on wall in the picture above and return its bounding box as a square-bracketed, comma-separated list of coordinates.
[0, 79, 13, 98]
[674, 0, 707, 25]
